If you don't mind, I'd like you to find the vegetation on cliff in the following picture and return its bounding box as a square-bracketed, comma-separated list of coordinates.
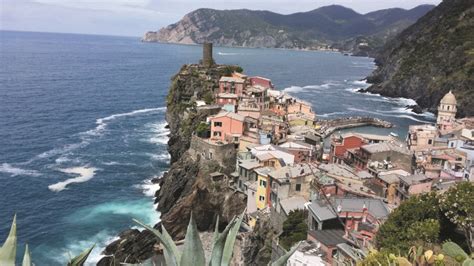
[376, 182, 473, 254]
[367, 0, 474, 117]
[279, 209, 308, 250]
[144, 5, 433, 55]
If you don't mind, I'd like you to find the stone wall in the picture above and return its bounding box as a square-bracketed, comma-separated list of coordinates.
[189, 135, 237, 174]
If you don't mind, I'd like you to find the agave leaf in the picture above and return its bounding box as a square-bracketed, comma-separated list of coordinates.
[133, 219, 180, 266]
[67, 244, 95, 266]
[462, 258, 474, 266]
[396, 257, 413, 266]
[271, 241, 301, 266]
[221, 212, 244, 266]
[0, 215, 17, 266]
[442, 241, 468, 261]
[180, 214, 205, 266]
[209, 217, 237, 266]
[121, 257, 155, 266]
[22, 244, 31, 266]
[210, 215, 220, 254]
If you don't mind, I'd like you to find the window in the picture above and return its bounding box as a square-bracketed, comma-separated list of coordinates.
[296, 184, 301, 191]
[214, 121, 222, 127]
[260, 179, 267, 188]
[209, 152, 213, 160]
[259, 195, 265, 202]
[447, 106, 450, 110]
[428, 139, 433, 145]
[213, 131, 221, 137]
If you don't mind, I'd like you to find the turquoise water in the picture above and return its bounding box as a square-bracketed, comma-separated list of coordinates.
[0, 30, 434, 265]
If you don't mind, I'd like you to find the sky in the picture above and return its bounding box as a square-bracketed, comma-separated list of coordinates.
[1, 0, 442, 37]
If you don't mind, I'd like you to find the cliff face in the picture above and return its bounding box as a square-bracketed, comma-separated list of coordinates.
[159, 63, 246, 239]
[143, 5, 433, 53]
[367, 0, 474, 117]
[99, 63, 246, 264]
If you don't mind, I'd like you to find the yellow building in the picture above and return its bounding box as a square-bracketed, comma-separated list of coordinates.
[254, 167, 274, 210]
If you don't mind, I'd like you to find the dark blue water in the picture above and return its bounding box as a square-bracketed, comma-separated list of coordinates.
[0, 31, 434, 265]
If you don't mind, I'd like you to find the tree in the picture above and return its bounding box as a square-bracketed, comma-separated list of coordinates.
[376, 193, 442, 252]
[279, 209, 307, 250]
[439, 182, 474, 253]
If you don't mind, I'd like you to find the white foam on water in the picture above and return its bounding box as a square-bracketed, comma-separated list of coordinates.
[351, 80, 369, 87]
[101, 161, 137, 166]
[70, 199, 160, 225]
[53, 230, 119, 266]
[283, 86, 304, 93]
[217, 52, 241, 56]
[0, 163, 41, 177]
[135, 175, 163, 197]
[318, 111, 348, 118]
[86, 107, 166, 136]
[145, 121, 170, 145]
[347, 107, 432, 123]
[48, 167, 98, 192]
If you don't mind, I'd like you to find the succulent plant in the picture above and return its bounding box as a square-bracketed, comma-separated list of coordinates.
[134, 212, 299, 266]
[442, 241, 473, 265]
[0, 215, 95, 266]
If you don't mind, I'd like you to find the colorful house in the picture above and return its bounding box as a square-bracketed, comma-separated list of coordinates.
[329, 133, 366, 164]
[209, 111, 245, 143]
[216, 76, 246, 106]
[255, 167, 275, 210]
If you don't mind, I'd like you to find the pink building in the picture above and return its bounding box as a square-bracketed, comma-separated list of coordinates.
[394, 174, 432, 205]
[216, 76, 246, 107]
[249, 76, 274, 89]
[209, 111, 245, 143]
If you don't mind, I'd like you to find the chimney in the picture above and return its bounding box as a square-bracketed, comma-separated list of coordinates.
[202, 42, 214, 67]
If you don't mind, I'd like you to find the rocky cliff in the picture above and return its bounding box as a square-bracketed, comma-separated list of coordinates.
[143, 5, 434, 54]
[99, 63, 246, 264]
[367, 0, 474, 117]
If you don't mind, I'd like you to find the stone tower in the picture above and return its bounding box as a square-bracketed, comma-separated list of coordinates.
[437, 90, 457, 130]
[202, 42, 215, 67]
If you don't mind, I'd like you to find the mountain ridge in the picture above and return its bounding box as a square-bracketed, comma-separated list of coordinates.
[366, 0, 474, 117]
[143, 4, 434, 55]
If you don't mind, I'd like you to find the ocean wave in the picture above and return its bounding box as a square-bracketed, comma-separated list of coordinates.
[145, 121, 170, 145]
[350, 79, 369, 87]
[283, 82, 338, 93]
[101, 161, 137, 166]
[0, 163, 41, 177]
[283, 86, 304, 93]
[48, 167, 98, 192]
[52, 230, 118, 265]
[86, 107, 166, 136]
[347, 107, 432, 123]
[217, 52, 242, 56]
[135, 176, 163, 197]
[318, 111, 348, 118]
[68, 199, 160, 225]
[145, 152, 171, 162]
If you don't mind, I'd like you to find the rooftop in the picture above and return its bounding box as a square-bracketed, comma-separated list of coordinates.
[377, 174, 401, 184]
[318, 164, 359, 179]
[399, 174, 431, 185]
[269, 164, 315, 182]
[219, 76, 245, 83]
[308, 229, 346, 247]
[279, 196, 307, 215]
[239, 159, 261, 170]
[209, 111, 246, 122]
[362, 142, 410, 155]
[308, 197, 390, 221]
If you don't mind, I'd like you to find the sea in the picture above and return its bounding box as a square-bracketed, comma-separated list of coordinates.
[0, 31, 435, 265]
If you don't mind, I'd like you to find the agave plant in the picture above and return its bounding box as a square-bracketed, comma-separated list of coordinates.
[134, 212, 299, 266]
[442, 241, 473, 265]
[0, 215, 95, 266]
